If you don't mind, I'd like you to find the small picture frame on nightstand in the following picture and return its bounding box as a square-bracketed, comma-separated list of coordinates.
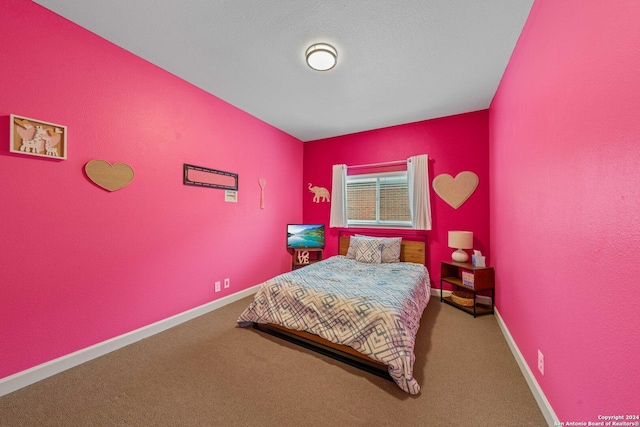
[462, 271, 475, 288]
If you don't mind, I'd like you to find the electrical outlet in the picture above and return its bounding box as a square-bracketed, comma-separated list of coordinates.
[538, 349, 544, 375]
[224, 278, 230, 289]
[215, 281, 221, 292]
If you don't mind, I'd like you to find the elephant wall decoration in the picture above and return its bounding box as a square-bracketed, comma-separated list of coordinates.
[308, 183, 330, 203]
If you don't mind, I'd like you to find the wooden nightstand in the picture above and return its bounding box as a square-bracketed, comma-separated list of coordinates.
[440, 261, 495, 317]
[292, 248, 323, 270]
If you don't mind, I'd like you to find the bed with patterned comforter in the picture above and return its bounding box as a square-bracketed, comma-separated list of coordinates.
[237, 255, 431, 395]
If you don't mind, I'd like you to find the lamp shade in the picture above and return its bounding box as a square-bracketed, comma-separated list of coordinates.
[448, 231, 473, 262]
[448, 231, 473, 249]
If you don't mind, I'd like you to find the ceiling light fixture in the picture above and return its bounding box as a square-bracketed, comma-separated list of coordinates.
[305, 43, 338, 71]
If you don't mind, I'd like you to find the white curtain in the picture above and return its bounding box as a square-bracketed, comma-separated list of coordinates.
[329, 164, 348, 228]
[407, 154, 432, 230]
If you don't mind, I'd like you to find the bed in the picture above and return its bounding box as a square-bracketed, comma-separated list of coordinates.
[237, 233, 430, 395]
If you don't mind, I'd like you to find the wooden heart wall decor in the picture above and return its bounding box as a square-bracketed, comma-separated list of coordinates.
[85, 159, 134, 192]
[432, 171, 479, 209]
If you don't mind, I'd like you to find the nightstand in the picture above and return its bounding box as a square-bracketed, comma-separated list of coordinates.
[440, 261, 495, 317]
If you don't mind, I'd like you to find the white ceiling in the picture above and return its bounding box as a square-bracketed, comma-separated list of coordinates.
[34, 0, 534, 142]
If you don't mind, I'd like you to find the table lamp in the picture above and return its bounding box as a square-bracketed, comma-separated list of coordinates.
[448, 231, 473, 262]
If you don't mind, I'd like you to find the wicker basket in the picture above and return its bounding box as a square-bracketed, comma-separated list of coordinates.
[451, 291, 475, 307]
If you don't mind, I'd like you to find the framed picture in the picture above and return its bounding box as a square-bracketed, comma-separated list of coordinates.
[183, 163, 238, 191]
[10, 114, 67, 160]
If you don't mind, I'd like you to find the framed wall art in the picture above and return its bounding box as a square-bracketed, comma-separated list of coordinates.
[10, 114, 67, 160]
[183, 163, 238, 191]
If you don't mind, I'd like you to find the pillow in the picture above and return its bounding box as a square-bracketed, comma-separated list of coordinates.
[346, 235, 401, 263]
[354, 238, 383, 264]
[378, 237, 401, 263]
[345, 236, 364, 259]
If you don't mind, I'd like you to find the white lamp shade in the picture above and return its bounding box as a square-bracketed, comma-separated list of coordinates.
[448, 231, 473, 249]
[448, 231, 473, 262]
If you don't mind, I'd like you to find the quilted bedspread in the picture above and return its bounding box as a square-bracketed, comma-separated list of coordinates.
[237, 255, 431, 394]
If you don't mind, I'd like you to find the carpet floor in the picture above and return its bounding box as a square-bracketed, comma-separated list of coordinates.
[0, 295, 546, 426]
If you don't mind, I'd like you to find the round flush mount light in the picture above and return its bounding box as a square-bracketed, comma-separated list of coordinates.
[305, 43, 338, 71]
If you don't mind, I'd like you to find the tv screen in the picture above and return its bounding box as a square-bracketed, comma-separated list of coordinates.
[287, 224, 325, 249]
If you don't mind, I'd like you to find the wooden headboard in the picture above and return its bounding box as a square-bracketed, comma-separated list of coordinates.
[338, 234, 426, 265]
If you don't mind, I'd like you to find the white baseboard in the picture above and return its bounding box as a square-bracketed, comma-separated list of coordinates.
[0, 285, 260, 398]
[494, 307, 559, 426]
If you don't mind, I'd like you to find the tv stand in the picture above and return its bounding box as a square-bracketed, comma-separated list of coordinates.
[291, 248, 323, 270]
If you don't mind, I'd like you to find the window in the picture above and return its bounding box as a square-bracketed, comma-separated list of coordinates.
[346, 171, 412, 227]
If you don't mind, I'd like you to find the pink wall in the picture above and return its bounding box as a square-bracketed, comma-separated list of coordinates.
[303, 110, 490, 287]
[490, 0, 640, 421]
[0, 0, 302, 379]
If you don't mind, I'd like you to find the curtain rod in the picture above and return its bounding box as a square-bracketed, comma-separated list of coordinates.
[348, 159, 409, 169]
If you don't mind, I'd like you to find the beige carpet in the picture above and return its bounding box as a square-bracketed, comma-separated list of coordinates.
[0, 296, 546, 426]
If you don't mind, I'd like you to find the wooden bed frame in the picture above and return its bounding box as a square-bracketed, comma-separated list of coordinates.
[253, 233, 427, 381]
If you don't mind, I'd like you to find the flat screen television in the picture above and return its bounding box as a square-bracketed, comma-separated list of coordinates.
[287, 224, 325, 249]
